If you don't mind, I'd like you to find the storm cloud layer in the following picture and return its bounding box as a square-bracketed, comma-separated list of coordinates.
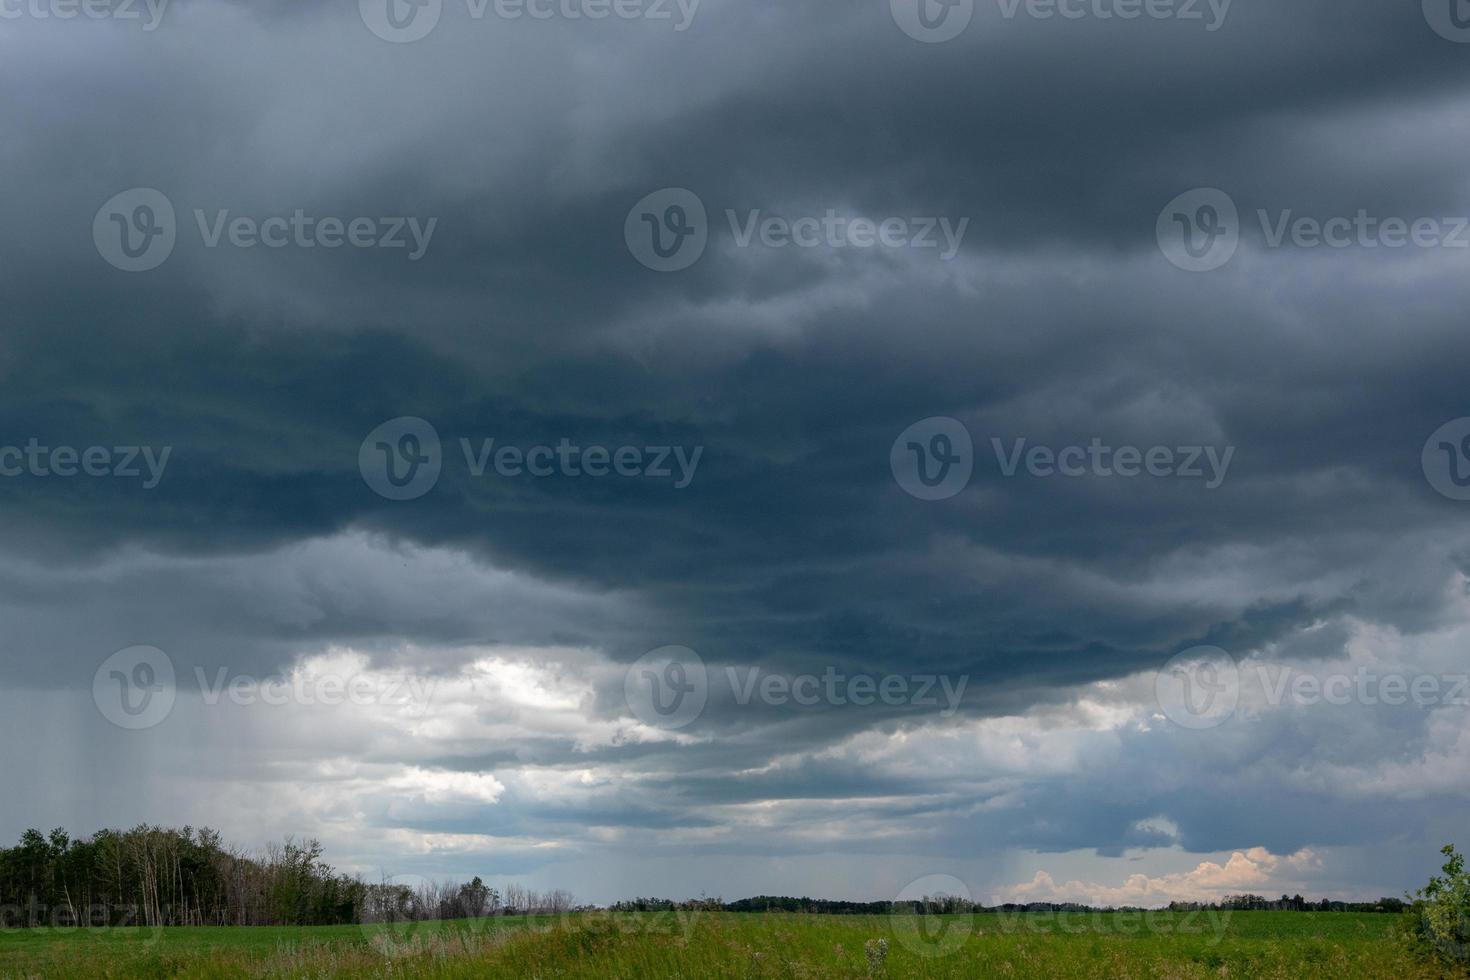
[1, 0, 1469, 904]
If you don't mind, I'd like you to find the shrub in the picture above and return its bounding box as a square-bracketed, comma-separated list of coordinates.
[1406, 844, 1470, 969]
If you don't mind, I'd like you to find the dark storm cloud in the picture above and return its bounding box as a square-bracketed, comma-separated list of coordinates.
[2, 0, 1470, 890]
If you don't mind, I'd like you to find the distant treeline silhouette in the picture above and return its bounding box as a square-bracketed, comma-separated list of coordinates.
[0, 827, 1409, 930]
[613, 893, 1409, 915]
[0, 827, 573, 929]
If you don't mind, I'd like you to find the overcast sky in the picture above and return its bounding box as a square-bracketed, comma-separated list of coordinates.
[2, 0, 1469, 907]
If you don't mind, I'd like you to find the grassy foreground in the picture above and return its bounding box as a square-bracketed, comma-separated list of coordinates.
[0, 909, 1461, 978]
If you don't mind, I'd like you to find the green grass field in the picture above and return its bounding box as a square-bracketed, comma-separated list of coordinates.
[0, 910, 1461, 978]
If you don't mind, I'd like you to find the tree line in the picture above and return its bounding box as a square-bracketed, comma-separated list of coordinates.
[615, 893, 1411, 915]
[0, 826, 363, 927]
[0, 825, 1424, 930]
[0, 826, 575, 929]
[1176, 894, 1407, 913]
[359, 877, 576, 923]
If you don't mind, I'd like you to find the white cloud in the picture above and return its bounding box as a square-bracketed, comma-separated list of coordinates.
[995, 847, 1323, 907]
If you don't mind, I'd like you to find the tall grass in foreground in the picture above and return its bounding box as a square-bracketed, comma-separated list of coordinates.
[1, 910, 1464, 978]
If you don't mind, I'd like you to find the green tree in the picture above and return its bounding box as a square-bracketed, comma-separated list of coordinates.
[1409, 844, 1470, 965]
